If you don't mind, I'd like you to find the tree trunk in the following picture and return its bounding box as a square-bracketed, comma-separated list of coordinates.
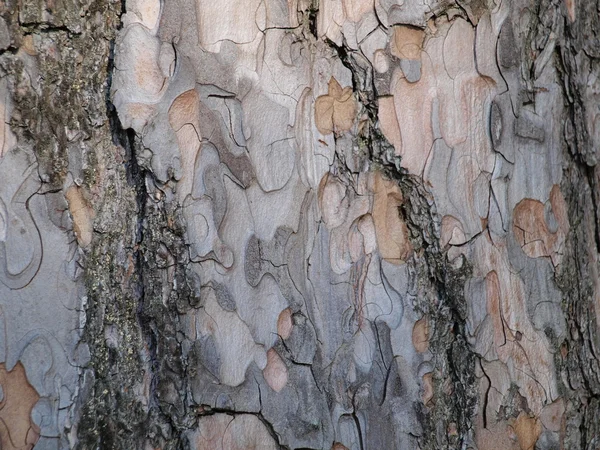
[0, 0, 598, 448]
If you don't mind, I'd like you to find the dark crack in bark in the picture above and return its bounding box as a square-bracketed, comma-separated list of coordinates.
[324, 28, 479, 450]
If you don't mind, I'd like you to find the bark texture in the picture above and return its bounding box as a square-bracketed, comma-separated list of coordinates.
[0, 0, 598, 449]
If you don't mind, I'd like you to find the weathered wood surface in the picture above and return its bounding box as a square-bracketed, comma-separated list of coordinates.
[0, 0, 598, 449]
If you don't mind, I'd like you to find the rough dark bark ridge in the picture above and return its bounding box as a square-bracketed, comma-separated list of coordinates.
[555, 0, 600, 447]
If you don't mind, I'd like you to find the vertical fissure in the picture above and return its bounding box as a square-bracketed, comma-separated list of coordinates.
[322, 29, 478, 449]
[553, 0, 600, 446]
[105, 0, 154, 386]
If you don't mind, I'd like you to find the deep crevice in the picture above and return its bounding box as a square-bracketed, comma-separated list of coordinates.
[105, 0, 152, 376]
[307, 3, 318, 39]
[322, 26, 478, 450]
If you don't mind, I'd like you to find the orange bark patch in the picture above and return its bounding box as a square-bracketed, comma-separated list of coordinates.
[370, 172, 412, 264]
[512, 412, 541, 450]
[21, 35, 37, 56]
[168, 90, 200, 132]
[0, 362, 40, 450]
[565, 0, 575, 21]
[342, 0, 373, 22]
[315, 77, 357, 135]
[441, 215, 467, 247]
[412, 317, 429, 353]
[332, 443, 349, 450]
[168, 90, 201, 200]
[263, 348, 288, 392]
[277, 308, 293, 340]
[65, 186, 94, 248]
[190, 414, 278, 450]
[512, 186, 569, 267]
[485, 271, 506, 346]
[422, 372, 434, 406]
[391, 25, 425, 60]
[123, 102, 156, 130]
[318, 172, 349, 229]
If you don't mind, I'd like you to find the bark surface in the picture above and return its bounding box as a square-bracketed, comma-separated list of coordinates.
[0, 0, 598, 449]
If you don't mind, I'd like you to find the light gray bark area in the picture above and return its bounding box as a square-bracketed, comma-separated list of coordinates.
[0, 0, 597, 449]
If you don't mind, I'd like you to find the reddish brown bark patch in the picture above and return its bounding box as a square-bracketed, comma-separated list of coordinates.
[0, 362, 40, 450]
[512, 186, 569, 267]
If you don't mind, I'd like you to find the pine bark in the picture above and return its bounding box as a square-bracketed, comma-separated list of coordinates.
[0, 0, 598, 449]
